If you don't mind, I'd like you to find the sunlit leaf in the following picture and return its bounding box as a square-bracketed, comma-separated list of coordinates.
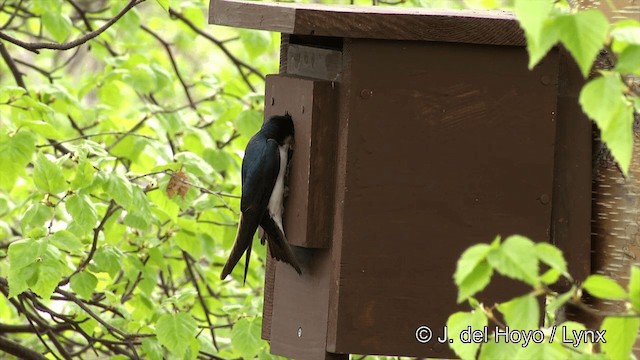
[487, 235, 539, 286]
[601, 317, 640, 360]
[33, 153, 67, 194]
[156, 312, 197, 357]
[579, 72, 634, 174]
[583, 274, 627, 300]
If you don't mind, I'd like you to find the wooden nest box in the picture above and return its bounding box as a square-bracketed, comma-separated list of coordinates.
[209, 1, 592, 358]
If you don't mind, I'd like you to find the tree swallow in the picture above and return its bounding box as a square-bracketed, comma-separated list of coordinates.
[220, 114, 302, 283]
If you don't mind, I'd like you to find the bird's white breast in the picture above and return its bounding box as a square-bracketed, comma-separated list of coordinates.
[267, 140, 290, 234]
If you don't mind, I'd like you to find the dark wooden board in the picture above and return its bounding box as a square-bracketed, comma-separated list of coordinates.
[325, 38, 559, 357]
[261, 75, 345, 359]
[262, 75, 338, 249]
[551, 47, 592, 287]
[209, 0, 525, 45]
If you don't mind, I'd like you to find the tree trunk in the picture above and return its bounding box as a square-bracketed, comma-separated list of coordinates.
[573, 0, 640, 353]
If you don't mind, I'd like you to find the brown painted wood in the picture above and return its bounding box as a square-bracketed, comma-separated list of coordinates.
[262, 251, 275, 341]
[209, 0, 525, 45]
[325, 38, 559, 357]
[287, 44, 342, 81]
[263, 75, 338, 249]
[261, 75, 345, 359]
[551, 47, 592, 287]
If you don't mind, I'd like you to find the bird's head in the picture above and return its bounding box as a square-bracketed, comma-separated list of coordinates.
[262, 113, 294, 145]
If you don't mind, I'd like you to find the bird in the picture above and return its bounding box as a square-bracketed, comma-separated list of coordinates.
[220, 113, 302, 283]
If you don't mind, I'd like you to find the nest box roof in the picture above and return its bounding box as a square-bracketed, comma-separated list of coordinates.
[208, 0, 525, 46]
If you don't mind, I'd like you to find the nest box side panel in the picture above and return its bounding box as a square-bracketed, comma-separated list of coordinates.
[328, 39, 559, 357]
[261, 75, 343, 359]
[551, 48, 592, 286]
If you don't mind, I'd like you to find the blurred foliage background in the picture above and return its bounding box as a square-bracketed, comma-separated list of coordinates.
[0, 0, 281, 358]
[1, 0, 636, 359]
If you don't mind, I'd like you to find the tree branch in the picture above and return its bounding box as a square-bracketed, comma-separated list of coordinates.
[0, 335, 48, 360]
[0, 0, 145, 54]
[0, 40, 25, 88]
[168, 8, 264, 92]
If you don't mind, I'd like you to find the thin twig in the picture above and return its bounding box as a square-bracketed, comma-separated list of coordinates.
[0, 0, 144, 54]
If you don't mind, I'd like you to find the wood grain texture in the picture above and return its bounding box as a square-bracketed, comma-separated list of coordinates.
[326, 38, 558, 357]
[209, 0, 525, 45]
[287, 45, 343, 81]
[573, 0, 640, 20]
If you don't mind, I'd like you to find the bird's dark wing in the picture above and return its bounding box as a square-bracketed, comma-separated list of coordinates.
[260, 215, 302, 274]
[220, 137, 280, 283]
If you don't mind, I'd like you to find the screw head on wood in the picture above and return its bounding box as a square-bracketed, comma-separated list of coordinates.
[539, 194, 550, 205]
[360, 89, 373, 99]
[297, 327, 302, 338]
[540, 75, 552, 86]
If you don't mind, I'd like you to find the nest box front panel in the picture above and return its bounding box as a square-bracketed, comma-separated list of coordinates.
[261, 74, 343, 360]
[327, 39, 559, 357]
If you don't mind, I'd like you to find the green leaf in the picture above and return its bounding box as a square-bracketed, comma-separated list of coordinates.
[20, 120, 63, 140]
[447, 310, 487, 360]
[454, 244, 491, 286]
[536, 242, 567, 275]
[93, 246, 123, 278]
[555, 10, 609, 77]
[487, 235, 539, 286]
[0, 131, 35, 190]
[49, 230, 84, 254]
[514, 0, 553, 39]
[582, 274, 627, 300]
[0, 86, 26, 102]
[30, 248, 67, 300]
[174, 152, 214, 178]
[70, 272, 98, 299]
[235, 110, 262, 139]
[628, 266, 640, 312]
[105, 173, 133, 208]
[34, 153, 67, 194]
[556, 321, 591, 352]
[8, 238, 45, 272]
[600, 316, 640, 360]
[478, 334, 522, 360]
[540, 268, 561, 285]
[154, 0, 170, 12]
[174, 229, 203, 259]
[231, 317, 264, 360]
[8, 238, 67, 300]
[615, 45, 640, 75]
[456, 259, 493, 303]
[497, 295, 539, 330]
[518, 341, 569, 359]
[514, 0, 558, 68]
[579, 73, 634, 175]
[142, 338, 164, 360]
[611, 22, 640, 46]
[66, 194, 98, 233]
[156, 312, 198, 357]
[21, 202, 53, 234]
[41, 12, 72, 42]
[71, 158, 95, 190]
[239, 30, 272, 58]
